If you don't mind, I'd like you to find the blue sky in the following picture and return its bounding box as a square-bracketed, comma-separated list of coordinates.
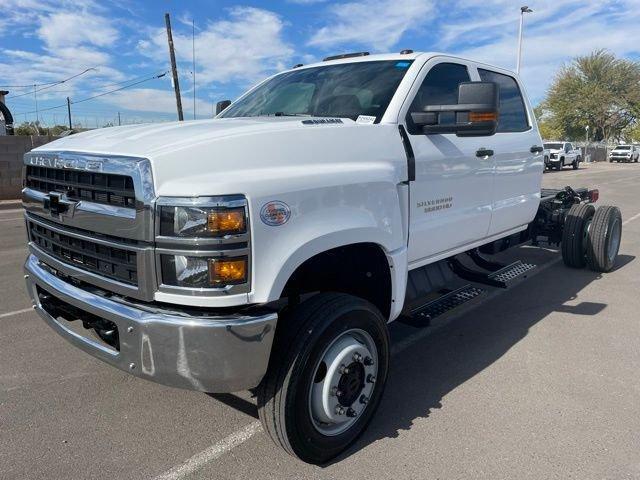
[2, 0, 640, 127]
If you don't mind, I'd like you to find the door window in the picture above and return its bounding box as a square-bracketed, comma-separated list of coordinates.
[477, 69, 529, 133]
[406, 62, 470, 134]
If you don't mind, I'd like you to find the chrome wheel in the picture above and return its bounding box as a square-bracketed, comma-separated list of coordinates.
[308, 328, 378, 436]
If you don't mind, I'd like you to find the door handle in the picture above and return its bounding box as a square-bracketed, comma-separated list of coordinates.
[476, 148, 494, 158]
[530, 145, 544, 153]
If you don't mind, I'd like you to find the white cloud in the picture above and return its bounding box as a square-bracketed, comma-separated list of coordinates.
[435, 0, 640, 102]
[37, 12, 118, 49]
[138, 7, 293, 87]
[308, 0, 434, 51]
[102, 88, 212, 116]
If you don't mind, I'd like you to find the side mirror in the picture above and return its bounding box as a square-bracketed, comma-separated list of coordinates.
[216, 100, 231, 115]
[411, 81, 499, 137]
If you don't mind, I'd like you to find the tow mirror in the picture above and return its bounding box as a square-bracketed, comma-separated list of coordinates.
[216, 99, 231, 115]
[411, 81, 500, 137]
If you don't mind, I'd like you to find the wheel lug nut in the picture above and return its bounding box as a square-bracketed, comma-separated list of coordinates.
[339, 364, 350, 375]
[346, 408, 357, 418]
[331, 386, 343, 397]
[353, 353, 362, 363]
[367, 374, 376, 384]
[364, 356, 374, 366]
[335, 405, 345, 416]
[360, 395, 369, 405]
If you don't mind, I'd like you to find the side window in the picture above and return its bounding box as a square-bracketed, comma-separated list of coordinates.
[406, 62, 470, 134]
[477, 69, 529, 133]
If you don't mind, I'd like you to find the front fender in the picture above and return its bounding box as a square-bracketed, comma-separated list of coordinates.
[247, 181, 407, 316]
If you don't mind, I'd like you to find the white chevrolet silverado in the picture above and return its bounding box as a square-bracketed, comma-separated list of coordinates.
[22, 51, 623, 464]
[543, 141, 582, 170]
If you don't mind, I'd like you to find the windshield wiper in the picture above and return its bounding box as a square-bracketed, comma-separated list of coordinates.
[273, 112, 312, 117]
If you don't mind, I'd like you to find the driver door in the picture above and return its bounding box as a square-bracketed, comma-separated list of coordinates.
[402, 59, 494, 265]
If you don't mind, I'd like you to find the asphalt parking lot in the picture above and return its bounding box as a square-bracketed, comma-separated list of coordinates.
[1, 161, 639, 479]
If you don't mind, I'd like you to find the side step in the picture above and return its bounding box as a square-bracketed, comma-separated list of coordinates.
[448, 251, 536, 288]
[401, 285, 485, 327]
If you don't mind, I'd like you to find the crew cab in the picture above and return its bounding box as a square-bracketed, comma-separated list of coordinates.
[21, 51, 622, 464]
[609, 144, 639, 163]
[543, 141, 582, 170]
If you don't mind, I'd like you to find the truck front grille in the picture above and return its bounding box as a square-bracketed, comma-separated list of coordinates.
[28, 220, 138, 286]
[25, 166, 136, 208]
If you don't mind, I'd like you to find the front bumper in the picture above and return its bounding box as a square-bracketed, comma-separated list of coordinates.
[24, 254, 277, 393]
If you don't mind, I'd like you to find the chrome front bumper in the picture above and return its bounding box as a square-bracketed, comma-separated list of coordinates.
[24, 254, 277, 393]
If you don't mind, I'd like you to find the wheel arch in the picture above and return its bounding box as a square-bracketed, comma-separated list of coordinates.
[270, 234, 407, 321]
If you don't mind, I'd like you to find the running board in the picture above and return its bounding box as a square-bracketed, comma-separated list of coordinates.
[401, 285, 485, 327]
[449, 254, 536, 289]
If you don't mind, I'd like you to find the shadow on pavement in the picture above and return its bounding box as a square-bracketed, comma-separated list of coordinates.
[330, 253, 635, 464]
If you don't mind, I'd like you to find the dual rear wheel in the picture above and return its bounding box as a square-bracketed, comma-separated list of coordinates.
[562, 204, 622, 272]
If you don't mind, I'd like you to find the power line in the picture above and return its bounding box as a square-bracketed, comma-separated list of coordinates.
[13, 72, 168, 116]
[2, 68, 97, 96]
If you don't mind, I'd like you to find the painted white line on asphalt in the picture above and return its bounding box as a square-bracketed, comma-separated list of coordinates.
[0, 208, 23, 215]
[154, 421, 262, 480]
[0, 307, 33, 319]
[0, 217, 23, 222]
[623, 211, 640, 226]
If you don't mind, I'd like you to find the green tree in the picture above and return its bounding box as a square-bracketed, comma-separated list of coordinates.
[538, 50, 640, 142]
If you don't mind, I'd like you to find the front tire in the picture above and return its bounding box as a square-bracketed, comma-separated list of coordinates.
[586, 206, 622, 272]
[562, 203, 595, 268]
[257, 293, 390, 464]
[573, 156, 581, 169]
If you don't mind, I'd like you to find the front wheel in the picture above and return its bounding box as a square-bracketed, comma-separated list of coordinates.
[257, 293, 390, 464]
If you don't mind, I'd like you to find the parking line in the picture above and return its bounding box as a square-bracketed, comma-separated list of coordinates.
[153, 421, 262, 480]
[0, 217, 23, 222]
[0, 307, 33, 319]
[623, 212, 640, 226]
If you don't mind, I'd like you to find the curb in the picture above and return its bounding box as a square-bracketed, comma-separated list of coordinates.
[0, 200, 21, 211]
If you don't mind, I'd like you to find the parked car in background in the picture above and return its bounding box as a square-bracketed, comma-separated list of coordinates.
[609, 144, 639, 163]
[543, 141, 582, 170]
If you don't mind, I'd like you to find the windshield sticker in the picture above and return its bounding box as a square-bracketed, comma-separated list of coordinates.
[301, 118, 343, 125]
[395, 61, 411, 68]
[356, 115, 376, 124]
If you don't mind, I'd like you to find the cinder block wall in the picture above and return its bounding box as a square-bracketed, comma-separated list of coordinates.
[0, 136, 60, 200]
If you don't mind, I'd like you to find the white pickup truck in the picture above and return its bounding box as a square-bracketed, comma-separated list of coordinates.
[22, 51, 622, 464]
[543, 141, 582, 170]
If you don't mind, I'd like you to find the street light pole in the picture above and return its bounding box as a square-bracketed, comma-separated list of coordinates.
[516, 6, 533, 74]
[585, 125, 590, 162]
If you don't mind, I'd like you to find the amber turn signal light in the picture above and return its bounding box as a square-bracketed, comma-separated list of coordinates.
[209, 258, 247, 285]
[207, 208, 246, 235]
[469, 111, 498, 122]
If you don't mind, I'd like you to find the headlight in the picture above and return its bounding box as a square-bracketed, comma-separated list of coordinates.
[160, 255, 248, 288]
[160, 205, 246, 237]
[156, 196, 250, 291]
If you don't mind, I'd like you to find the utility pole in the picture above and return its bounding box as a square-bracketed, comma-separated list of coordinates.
[165, 13, 184, 121]
[118, 111, 121, 126]
[66, 97, 72, 130]
[34, 84, 39, 125]
[516, 6, 533, 74]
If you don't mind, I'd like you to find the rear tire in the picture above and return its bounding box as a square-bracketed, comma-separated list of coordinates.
[562, 203, 595, 268]
[257, 293, 390, 464]
[586, 206, 622, 272]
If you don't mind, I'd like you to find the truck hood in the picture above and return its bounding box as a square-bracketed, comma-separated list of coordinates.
[33, 117, 407, 197]
[35, 117, 352, 158]
[611, 149, 631, 154]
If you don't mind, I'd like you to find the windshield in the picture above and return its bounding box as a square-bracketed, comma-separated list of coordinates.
[614, 145, 631, 150]
[544, 143, 563, 150]
[220, 60, 414, 121]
